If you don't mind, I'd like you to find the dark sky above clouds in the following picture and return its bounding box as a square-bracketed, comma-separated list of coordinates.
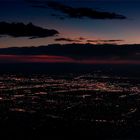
[0, 0, 140, 47]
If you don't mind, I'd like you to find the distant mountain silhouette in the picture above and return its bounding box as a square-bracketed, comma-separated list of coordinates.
[0, 43, 140, 61]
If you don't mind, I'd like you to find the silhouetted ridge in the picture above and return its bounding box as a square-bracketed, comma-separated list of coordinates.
[0, 43, 140, 60]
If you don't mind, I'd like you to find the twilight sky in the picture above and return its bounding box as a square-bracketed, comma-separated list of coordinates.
[0, 0, 140, 64]
[0, 0, 140, 48]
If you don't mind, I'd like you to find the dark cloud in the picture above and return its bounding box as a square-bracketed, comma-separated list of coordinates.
[79, 37, 85, 40]
[26, 0, 126, 20]
[87, 39, 124, 43]
[55, 37, 123, 44]
[0, 43, 139, 61]
[55, 38, 82, 42]
[0, 22, 59, 39]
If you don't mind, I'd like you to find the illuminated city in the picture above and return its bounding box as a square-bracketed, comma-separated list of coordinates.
[0, 0, 140, 139]
[0, 71, 140, 138]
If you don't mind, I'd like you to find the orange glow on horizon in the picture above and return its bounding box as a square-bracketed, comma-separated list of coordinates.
[0, 55, 140, 64]
[0, 55, 74, 63]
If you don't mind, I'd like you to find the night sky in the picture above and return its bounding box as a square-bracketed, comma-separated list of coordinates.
[0, 0, 140, 64]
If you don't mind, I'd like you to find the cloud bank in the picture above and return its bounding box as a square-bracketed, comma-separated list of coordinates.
[86, 39, 124, 44]
[55, 37, 124, 44]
